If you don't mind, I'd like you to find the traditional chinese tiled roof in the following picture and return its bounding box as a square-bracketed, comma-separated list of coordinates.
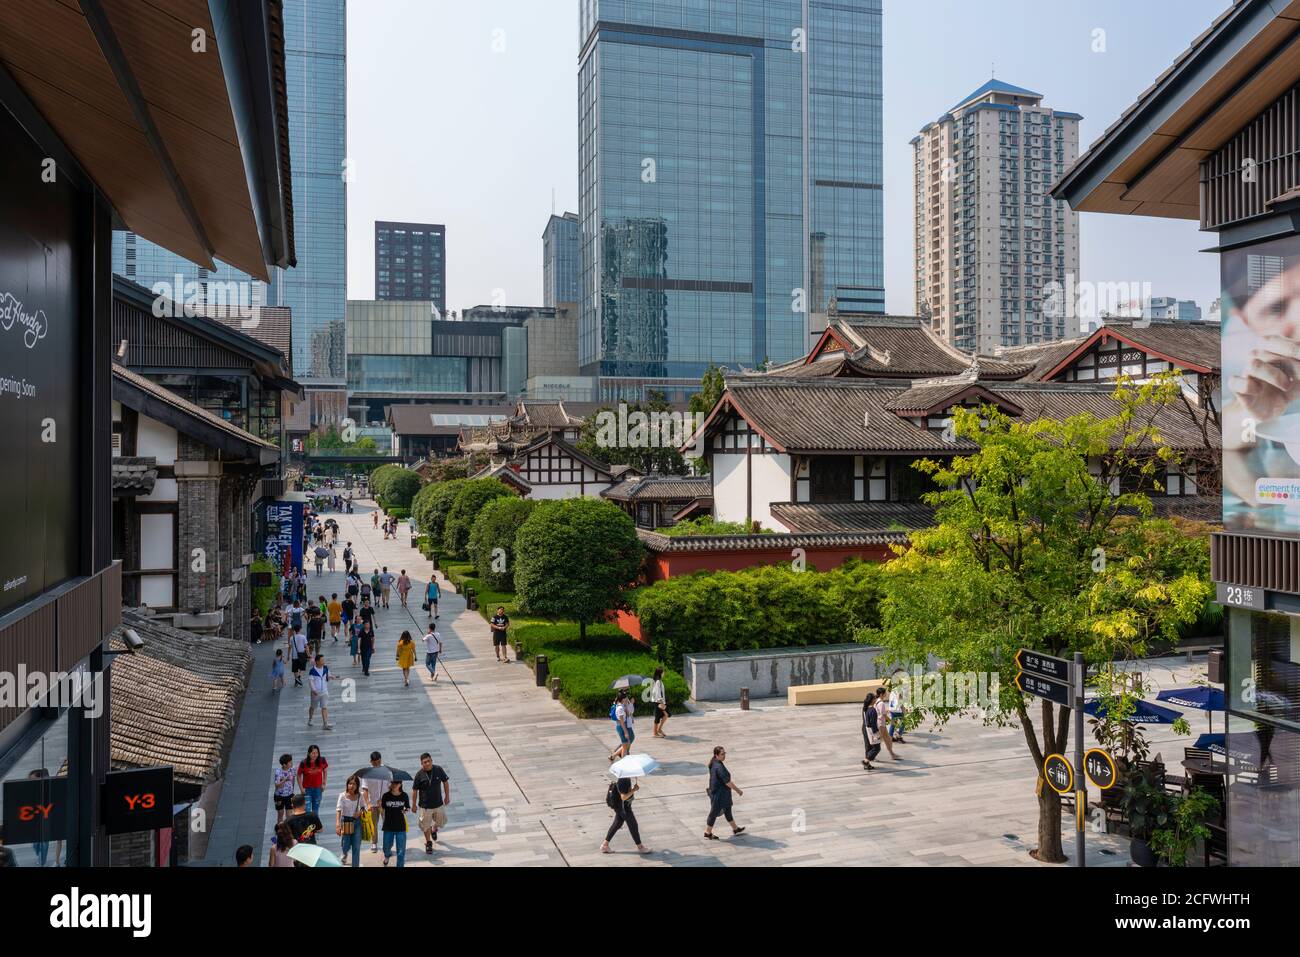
[469, 460, 532, 492]
[795, 315, 1036, 380]
[1004, 320, 1221, 381]
[602, 474, 713, 502]
[636, 527, 909, 552]
[709, 376, 1219, 455]
[516, 400, 583, 428]
[112, 456, 158, 496]
[770, 495, 1220, 535]
[108, 611, 252, 788]
[995, 336, 1091, 380]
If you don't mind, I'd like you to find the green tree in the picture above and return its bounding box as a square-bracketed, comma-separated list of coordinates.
[514, 498, 644, 639]
[368, 464, 403, 501]
[871, 378, 1211, 864]
[689, 364, 726, 417]
[443, 479, 515, 555]
[468, 496, 538, 590]
[414, 479, 469, 549]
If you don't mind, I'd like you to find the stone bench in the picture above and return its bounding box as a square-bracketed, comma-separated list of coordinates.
[787, 679, 887, 706]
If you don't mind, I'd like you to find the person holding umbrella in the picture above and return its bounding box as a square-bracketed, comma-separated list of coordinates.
[380, 779, 413, 867]
[602, 754, 658, 854]
[703, 746, 745, 840]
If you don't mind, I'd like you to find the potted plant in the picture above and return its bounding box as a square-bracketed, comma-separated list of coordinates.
[1151, 788, 1220, 867]
[1121, 769, 1171, 866]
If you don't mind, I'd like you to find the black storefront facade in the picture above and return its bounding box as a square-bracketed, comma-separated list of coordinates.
[0, 1, 294, 865]
[1054, 0, 1300, 866]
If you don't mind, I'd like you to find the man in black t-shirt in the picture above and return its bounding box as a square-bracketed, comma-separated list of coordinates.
[411, 752, 450, 854]
[285, 794, 323, 846]
[358, 599, 375, 629]
[489, 607, 510, 663]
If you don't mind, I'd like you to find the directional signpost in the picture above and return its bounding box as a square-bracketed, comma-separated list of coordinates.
[1015, 648, 1086, 867]
[1084, 749, 1117, 791]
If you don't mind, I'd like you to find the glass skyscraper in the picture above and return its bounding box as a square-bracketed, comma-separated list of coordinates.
[543, 212, 581, 306]
[111, 0, 348, 386]
[578, 0, 883, 397]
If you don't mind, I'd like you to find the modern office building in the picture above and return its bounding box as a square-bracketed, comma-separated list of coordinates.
[543, 212, 581, 307]
[375, 220, 446, 311]
[1143, 297, 1204, 323]
[578, 0, 884, 401]
[914, 80, 1082, 354]
[1053, 0, 1300, 866]
[111, 0, 347, 393]
[346, 300, 536, 422]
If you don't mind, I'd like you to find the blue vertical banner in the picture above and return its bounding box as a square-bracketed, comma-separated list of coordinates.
[263, 501, 304, 574]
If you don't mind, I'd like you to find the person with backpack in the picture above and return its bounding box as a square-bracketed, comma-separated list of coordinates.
[862, 692, 883, 770]
[288, 599, 304, 635]
[703, 746, 745, 840]
[307, 654, 334, 731]
[600, 776, 650, 855]
[608, 689, 634, 762]
[342, 543, 353, 574]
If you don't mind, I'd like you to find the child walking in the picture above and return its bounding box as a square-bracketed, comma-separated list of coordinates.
[270, 649, 286, 691]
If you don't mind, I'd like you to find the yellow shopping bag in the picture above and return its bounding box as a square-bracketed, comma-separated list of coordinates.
[360, 811, 376, 844]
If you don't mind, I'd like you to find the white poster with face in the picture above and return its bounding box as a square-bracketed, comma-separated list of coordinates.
[1222, 236, 1300, 532]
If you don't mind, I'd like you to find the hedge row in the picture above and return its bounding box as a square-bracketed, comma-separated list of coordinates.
[634, 559, 884, 665]
[512, 621, 688, 719]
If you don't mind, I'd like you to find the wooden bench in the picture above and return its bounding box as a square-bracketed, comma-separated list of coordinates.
[788, 680, 887, 706]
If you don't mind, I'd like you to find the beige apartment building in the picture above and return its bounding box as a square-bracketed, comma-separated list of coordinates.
[913, 80, 1082, 354]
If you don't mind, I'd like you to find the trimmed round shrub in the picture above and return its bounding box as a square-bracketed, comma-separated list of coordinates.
[413, 479, 468, 550]
[380, 469, 423, 510]
[443, 479, 515, 556]
[514, 498, 643, 639]
[368, 463, 403, 501]
[468, 496, 538, 591]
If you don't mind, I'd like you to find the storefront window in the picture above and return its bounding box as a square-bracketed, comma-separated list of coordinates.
[1227, 608, 1300, 729]
[0, 712, 70, 867]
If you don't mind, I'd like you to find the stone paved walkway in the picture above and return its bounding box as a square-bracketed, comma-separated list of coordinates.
[208, 500, 1210, 868]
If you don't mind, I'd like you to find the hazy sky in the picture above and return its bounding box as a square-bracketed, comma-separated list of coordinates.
[346, 0, 1229, 316]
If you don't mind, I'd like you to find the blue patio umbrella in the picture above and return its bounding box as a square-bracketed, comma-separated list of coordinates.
[1157, 686, 1226, 732]
[1083, 698, 1181, 725]
[1192, 733, 1259, 768]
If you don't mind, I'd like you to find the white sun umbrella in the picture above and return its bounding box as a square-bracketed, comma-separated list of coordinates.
[610, 753, 660, 778]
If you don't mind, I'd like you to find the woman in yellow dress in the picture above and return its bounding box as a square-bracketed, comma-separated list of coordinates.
[396, 630, 417, 688]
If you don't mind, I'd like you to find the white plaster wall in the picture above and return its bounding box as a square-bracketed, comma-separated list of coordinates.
[528, 482, 612, 501]
[140, 512, 173, 569]
[137, 416, 178, 466]
[711, 453, 792, 531]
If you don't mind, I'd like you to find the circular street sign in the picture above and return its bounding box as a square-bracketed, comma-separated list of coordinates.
[1084, 748, 1118, 790]
[1043, 753, 1074, 794]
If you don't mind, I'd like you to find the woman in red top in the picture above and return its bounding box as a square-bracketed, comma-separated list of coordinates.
[297, 745, 329, 816]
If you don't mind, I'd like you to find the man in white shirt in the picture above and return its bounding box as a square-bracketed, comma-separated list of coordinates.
[307, 654, 333, 731]
[422, 625, 442, 683]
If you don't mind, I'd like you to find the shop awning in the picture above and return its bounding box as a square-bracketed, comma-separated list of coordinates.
[0, 0, 295, 279]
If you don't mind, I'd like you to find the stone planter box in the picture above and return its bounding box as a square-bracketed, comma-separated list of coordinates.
[683, 643, 886, 702]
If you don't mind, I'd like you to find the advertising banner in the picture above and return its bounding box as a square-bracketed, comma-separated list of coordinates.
[0, 104, 81, 615]
[1222, 236, 1300, 533]
[262, 500, 304, 574]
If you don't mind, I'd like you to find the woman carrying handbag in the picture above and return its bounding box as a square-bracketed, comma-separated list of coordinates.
[336, 774, 367, 867]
